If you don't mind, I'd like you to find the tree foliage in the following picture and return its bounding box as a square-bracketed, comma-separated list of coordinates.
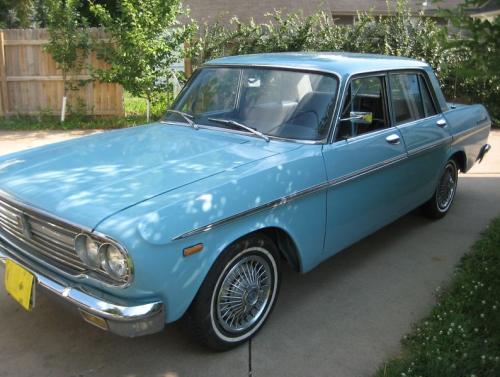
[44, 0, 90, 96]
[90, 0, 196, 106]
[439, 0, 500, 123]
[0, 0, 34, 28]
[192, 0, 498, 124]
[194, 3, 447, 71]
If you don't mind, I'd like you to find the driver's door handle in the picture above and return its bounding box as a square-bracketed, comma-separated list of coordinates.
[386, 134, 401, 144]
[436, 119, 447, 127]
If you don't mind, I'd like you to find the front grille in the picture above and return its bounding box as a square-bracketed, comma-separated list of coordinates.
[0, 195, 87, 274]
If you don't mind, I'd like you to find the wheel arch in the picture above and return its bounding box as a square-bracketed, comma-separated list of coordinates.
[449, 149, 467, 172]
[254, 227, 302, 273]
[220, 226, 303, 273]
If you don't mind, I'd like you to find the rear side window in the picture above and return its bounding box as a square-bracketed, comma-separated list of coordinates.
[389, 73, 437, 125]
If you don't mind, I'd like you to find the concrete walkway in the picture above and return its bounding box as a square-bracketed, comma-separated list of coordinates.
[0, 130, 499, 377]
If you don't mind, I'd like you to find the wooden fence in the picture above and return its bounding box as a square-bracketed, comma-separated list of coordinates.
[0, 28, 123, 117]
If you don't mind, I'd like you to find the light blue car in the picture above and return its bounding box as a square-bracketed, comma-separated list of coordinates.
[0, 53, 492, 350]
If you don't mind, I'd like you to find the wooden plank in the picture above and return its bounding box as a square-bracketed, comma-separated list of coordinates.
[6, 75, 93, 82]
[4, 39, 109, 45]
[4, 39, 49, 46]
[0, 31, 9, 116]
[184, 57, 193, 78]
[6, 109, 120, 116]
[115, 85, 124, 116]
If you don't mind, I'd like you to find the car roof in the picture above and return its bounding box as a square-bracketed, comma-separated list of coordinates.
[204, 52, 429, 78]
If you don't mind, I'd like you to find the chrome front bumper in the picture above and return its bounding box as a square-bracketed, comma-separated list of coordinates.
[0, 237, 165, 337]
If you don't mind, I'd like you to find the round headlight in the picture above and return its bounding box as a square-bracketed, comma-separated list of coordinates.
[100, 243, 129, 280]
[75, 234, 101, 268]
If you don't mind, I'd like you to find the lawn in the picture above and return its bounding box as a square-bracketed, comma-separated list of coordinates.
[376, 217, 500, 377]
[0, 92, 171, 131]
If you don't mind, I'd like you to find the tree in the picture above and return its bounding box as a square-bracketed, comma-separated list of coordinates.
[44, 0, 90, 121]
[440, 0, 500, 124]
[90, 0, 196, 121]
[0, 0, 34, 28]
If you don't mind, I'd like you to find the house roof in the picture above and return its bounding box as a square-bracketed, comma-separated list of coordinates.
[469, 0, 500, 16]
[204, 52, 429, 78]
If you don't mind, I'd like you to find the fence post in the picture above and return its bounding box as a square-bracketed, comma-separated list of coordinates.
[184, 41, 193, 78]
[0, 31, 8, 116]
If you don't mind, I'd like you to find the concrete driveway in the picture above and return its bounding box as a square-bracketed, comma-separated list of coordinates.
[0, 130, 499, 377]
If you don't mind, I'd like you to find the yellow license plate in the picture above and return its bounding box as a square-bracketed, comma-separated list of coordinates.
[5, 260, 35, 311]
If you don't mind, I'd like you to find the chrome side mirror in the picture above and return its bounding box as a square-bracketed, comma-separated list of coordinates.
[340, 111, 373, 125]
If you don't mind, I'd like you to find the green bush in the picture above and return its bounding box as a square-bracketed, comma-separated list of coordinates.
[439, 0, 500, 125]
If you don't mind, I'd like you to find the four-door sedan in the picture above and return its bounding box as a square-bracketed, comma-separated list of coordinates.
[0, 53, 492, 350]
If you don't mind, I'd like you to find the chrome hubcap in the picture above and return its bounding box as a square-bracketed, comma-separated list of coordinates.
[216, 254, 272, 334]
[437, 163, 457, 211]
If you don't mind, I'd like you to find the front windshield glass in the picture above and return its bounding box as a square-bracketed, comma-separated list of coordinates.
[164, 67, 339, 141]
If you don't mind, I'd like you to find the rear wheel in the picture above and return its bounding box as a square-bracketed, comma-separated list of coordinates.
[187, 234, 281, 350]
[422, 159, 458, 219]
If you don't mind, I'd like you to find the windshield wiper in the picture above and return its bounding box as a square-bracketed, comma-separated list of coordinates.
[208, 118, 270, 142]
[163, 110, 199, 130]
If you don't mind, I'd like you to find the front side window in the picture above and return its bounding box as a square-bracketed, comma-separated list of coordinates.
[164, 67, 339, 141]
[389, 73, 437, 125]
[336, 75, 389, 140]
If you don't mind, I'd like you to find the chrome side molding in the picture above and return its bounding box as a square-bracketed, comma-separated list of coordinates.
[173, 153, 407, 240]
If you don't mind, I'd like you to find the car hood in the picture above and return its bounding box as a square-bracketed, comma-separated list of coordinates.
[0, 123, 298, 229]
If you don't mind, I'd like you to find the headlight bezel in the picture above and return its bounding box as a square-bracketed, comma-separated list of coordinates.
[74, 233, 133, 286]
[99, 243, 131, 281]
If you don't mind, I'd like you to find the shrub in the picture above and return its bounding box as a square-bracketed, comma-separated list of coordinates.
[440, 0, 500, 125]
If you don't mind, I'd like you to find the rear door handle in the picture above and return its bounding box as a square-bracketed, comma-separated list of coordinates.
[436, 119, 447, 127]
[386, 134, 401, 144]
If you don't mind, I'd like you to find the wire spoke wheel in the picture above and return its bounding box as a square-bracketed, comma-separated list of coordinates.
[216, 254, 272, 334]
[436, 162, 457, 212]
[190, 235, 280, 350]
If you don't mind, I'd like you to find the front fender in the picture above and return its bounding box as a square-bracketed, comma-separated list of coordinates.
[94, 144, 327, 322]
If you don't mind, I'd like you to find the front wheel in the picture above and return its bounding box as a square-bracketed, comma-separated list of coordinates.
[187, 234, 281, 350]
[422, 159, 458, 219]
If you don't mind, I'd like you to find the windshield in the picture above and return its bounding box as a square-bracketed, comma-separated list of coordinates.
[164, 67, 339, 141]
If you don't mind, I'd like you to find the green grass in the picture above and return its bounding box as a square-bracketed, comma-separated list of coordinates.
[376, 217, 500, 377]
[0, 91, 172, 131]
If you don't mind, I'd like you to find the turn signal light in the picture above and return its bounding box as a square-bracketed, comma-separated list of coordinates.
[80, 310, 108, 331]
[183, 243, 204, 257]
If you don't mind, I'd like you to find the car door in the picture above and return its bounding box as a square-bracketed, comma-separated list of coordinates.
[389, 71, 452, 206]
[321, 73, 410, 257]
